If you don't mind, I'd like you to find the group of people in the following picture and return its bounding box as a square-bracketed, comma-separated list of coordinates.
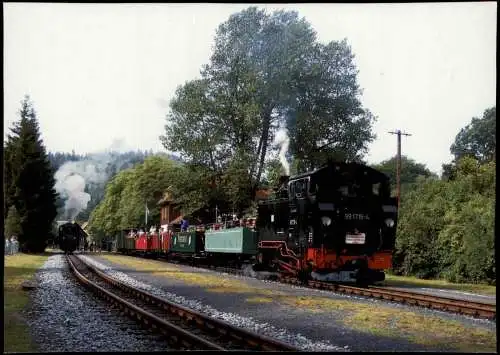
[4, 236, 19, 255]
[84, 240, 99, 252]
[209, 218, 256, 231]
[124, 216, 257, 238]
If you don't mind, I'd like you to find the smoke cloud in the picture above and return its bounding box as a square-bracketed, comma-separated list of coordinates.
[274, 128, 290, 176]
[53, 138, 134, 221]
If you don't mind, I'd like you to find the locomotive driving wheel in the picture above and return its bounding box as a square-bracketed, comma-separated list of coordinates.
[352, 259, 370, 286]
[297, 269, 311, 284]
[297, 261, 312, 284]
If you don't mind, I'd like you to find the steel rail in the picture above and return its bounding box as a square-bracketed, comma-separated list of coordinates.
[366, 285, 496, 320]
[68, 255, 298, 351]
[169, 260, 496, 320]
[283, 278, 496, 320]
[67, 255, 224, 350]
[112, 252, 496, 321]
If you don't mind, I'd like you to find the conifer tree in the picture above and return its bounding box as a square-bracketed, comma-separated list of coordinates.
[4, 206, 21, 238]
[4, 95, 58, 252]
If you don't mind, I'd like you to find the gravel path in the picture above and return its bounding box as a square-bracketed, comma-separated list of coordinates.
[23, 253, 171, 352]
[83, 254, 496, 352]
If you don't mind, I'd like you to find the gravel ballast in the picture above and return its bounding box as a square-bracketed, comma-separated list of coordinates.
[81, 254, 496, 352]
[24, 254, 171, 352]
[80, 254, 346, 351]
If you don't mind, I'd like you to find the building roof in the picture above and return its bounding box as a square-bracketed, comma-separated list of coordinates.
[157, 189, 177, 206]
[255, 189, 272, 200]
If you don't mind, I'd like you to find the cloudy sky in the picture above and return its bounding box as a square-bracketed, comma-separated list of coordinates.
[4, 2, 496, 174]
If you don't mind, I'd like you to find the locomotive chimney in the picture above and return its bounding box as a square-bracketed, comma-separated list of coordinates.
[278, 175, 290, 186]
[275, 175, 290, 198]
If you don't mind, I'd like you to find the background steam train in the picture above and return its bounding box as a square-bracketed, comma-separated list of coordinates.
[113, 160, 399, 284]
[57, 222, 87, 254]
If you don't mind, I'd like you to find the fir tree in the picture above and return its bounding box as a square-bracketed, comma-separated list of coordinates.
[4, 206, 21, 238]
[4, 95, 58, 252]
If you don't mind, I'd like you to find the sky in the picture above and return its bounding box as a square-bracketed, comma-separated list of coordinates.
[4, 2, 497, 174]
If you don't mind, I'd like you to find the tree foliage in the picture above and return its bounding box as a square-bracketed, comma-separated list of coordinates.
[392, 106, 495, 284]
[46, 149, 166, 221]
[3, 96, 58, 252]
[450, 107, 495, 163]
[262, 158, 285, 188]
[371, 155, 436, 196]
[160, 7, 375, 214]
[394, 157, 495, 284]
[442, 107, 495, 181]
[4, 206, 21, 238]
[88, 156, 184, 237]
[47, 151, 86, 172]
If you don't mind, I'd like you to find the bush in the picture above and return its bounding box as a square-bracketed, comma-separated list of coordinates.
[393, 157, 495, 284]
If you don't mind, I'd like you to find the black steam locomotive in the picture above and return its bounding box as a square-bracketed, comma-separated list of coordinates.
[58, 222, 87, 254]
[254, 160, 399, 284]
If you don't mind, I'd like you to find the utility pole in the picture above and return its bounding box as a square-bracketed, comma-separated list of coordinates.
[388, 129, 412, 208]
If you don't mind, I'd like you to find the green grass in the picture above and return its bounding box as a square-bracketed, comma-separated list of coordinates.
[4, 253, 49, 353]
[100, 254, 496, 351]
[100, 254, 269, 294]
[381, 274, 496, 296]
[283, 295, 496, 352]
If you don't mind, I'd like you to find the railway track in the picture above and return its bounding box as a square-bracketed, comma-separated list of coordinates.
[66, 254, 298, 351]
[284, 278, 496, 321]
[181, 263, 497, 321]
[105, 253, 496, 321]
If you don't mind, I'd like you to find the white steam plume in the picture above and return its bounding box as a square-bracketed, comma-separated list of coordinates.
[54, 138, 134, 220]
[54, 161, 108, 221]
[274, 128, 290, 176]
[54, 173, 91, 221]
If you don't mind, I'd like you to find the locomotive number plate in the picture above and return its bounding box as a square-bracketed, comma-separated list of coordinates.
[178, 235, 187, 243]
[345, 233, 366, 244]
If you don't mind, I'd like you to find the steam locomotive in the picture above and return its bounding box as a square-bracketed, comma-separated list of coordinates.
[58, 222, 87, 254]
[254, 160, 398, 284]
[115, 160, 398, 284]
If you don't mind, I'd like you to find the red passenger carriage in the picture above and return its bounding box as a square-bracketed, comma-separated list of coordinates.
[160, 229, 173, 254]
[148, 229, 160, 250]
[135, 230, 148, 252]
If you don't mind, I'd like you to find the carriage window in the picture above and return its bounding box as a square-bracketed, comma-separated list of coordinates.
[372, 183, 381, 196]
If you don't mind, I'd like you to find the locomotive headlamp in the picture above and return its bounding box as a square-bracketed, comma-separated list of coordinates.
[321, 216, 332, 226]
[384, 218, 395, 228]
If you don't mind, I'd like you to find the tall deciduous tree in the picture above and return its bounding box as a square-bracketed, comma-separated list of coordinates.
[442, 107, 495, 181]
[4, 96, 58, 252]
[288, 39, 376, 172]
[372, 155, 436, 189]
[450, 107, 496, 163]
[160, 7, 376, 212]
[89, 156, 185, 236]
